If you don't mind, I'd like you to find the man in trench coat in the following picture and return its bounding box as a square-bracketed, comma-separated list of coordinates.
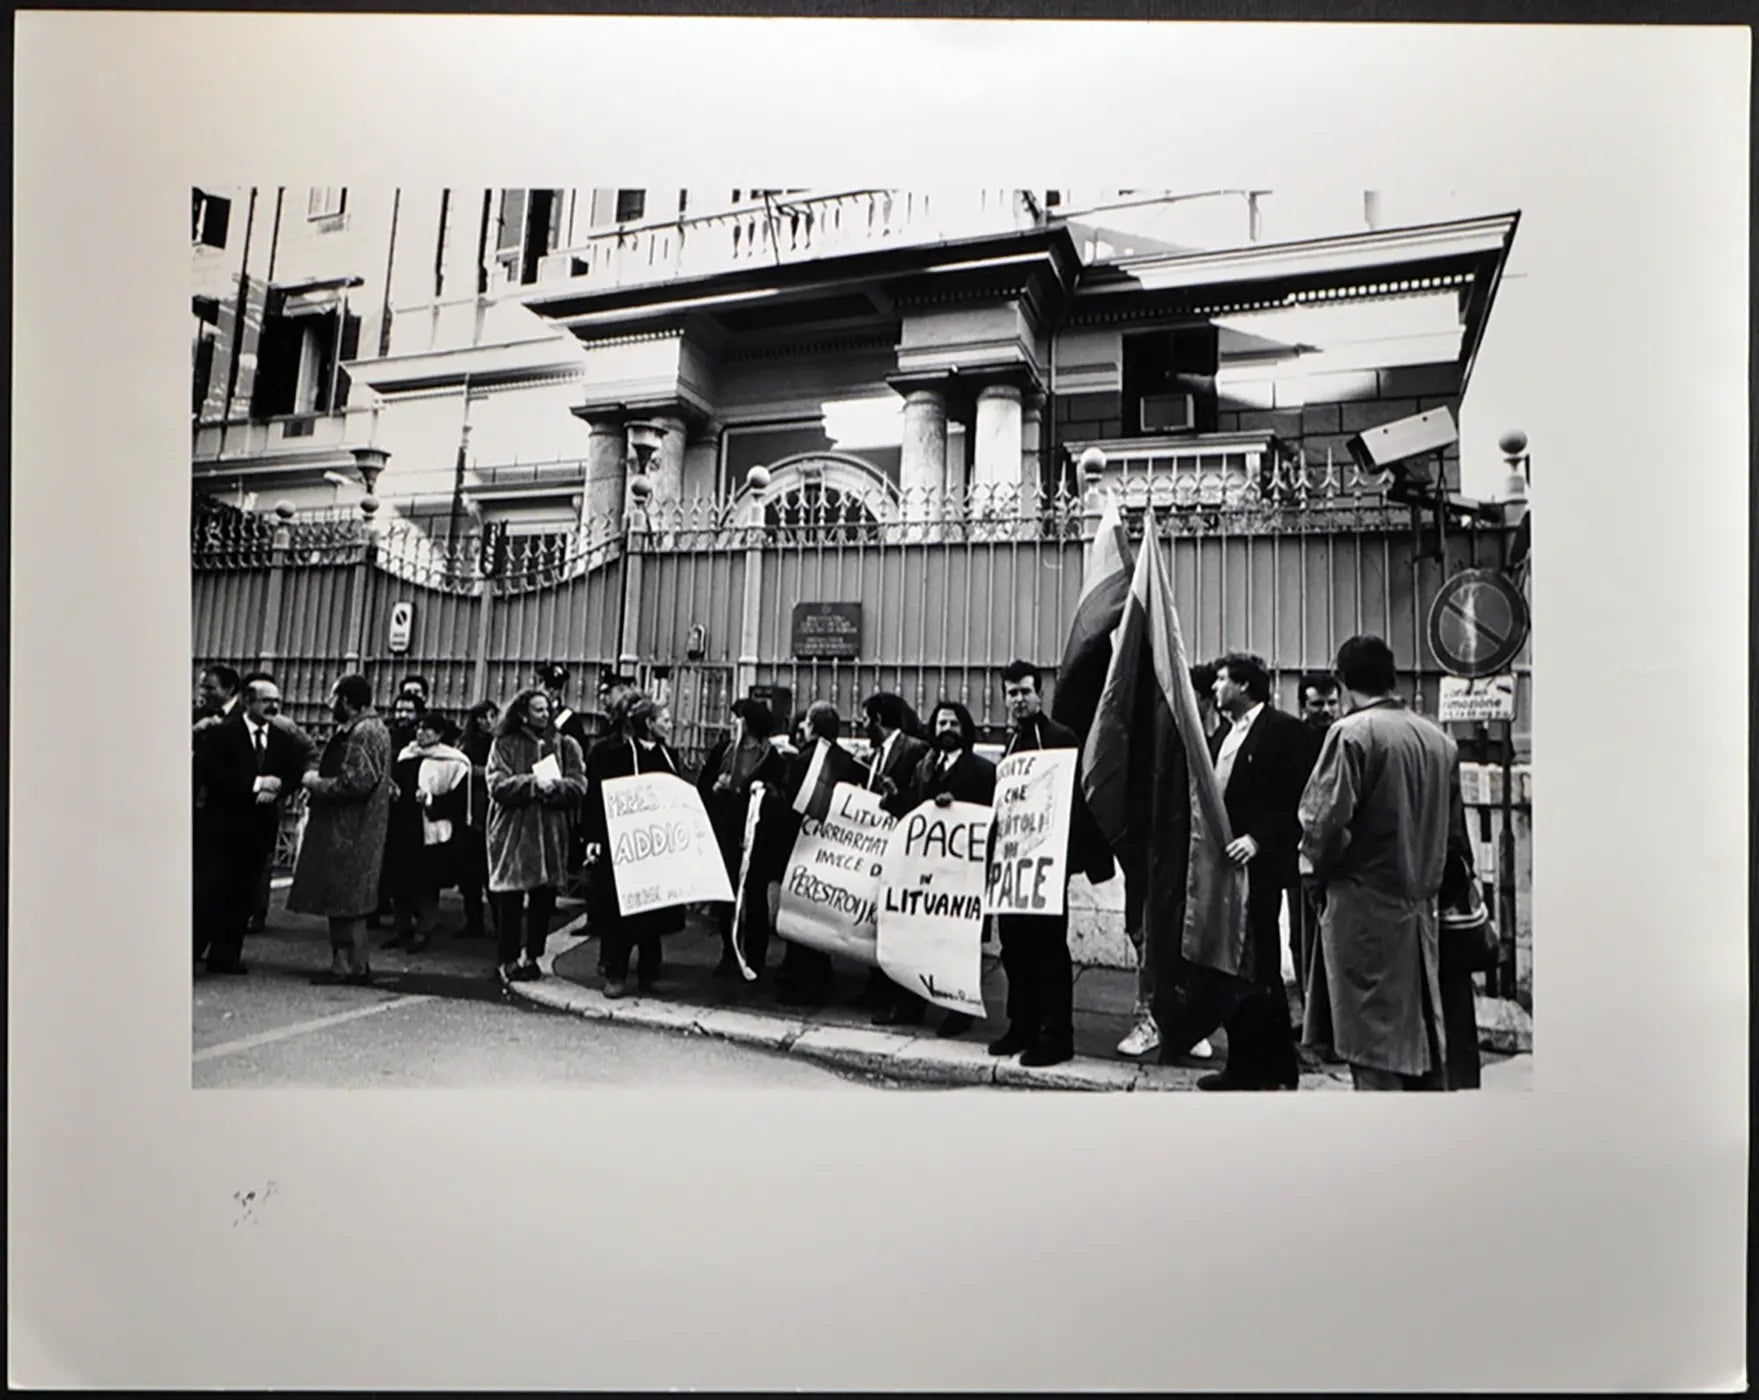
[1297, 635, 1456, 1090]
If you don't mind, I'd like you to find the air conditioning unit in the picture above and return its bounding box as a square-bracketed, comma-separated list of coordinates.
[1139, 392, 1197, 433]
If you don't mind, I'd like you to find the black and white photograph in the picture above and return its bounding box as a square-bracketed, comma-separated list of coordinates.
[189, 181, 1535, 1094]
[12, 12, 1747, 1392]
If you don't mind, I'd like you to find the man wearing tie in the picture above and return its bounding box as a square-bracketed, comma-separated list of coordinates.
[193, 677, 312, 973]
[1191, 652, 1308, 1090]
[877, 700, 997, 1036]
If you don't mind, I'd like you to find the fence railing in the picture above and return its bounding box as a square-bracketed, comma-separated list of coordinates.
[531, 189, 1041, 294]
[194, 456, 1524, 758]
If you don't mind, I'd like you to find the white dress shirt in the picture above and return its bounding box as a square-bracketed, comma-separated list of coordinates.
[1213, 701, 1264, 795]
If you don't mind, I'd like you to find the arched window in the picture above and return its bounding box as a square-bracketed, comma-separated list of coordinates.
[763, 482, 880, 544]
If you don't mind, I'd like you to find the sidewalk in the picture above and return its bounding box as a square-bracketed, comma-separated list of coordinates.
[509, 905, 1365, 1091]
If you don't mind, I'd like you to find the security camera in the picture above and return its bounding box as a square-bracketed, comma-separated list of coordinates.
[1346, 406, 1458, 473]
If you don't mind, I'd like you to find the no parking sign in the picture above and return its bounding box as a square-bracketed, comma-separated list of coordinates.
[1427, 569, 1528, 679]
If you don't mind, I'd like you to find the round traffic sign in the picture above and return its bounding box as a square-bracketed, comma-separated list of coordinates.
[1427, 568, 1529, 678]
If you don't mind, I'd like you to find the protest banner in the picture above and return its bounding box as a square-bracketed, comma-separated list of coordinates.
[775, 781, 896, 965]
[599, 771, 733, 917]
[983, 749, 1076, 917]
[878, 800, 992, 1016]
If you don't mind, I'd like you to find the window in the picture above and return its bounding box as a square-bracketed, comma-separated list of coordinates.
[496, 189, 563, 285]
[677, 189, 689, 216]
[307, 186, 347, 220]
[192, 189, 231, 248]
[191, 296, 222, 417]
[614, 188, 647, 223]
[1121, 326, 1218, 437]
[250, 296, 362, 419]
[1043, 190, 1062, 209]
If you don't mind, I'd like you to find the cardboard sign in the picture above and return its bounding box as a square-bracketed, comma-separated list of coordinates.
[1438, 672, 1517, 723]
[878, 800, 993, 1016]
[600, 772, 733, 916]
[776, 782, 896, 966]
[983, 749, 1076, 917]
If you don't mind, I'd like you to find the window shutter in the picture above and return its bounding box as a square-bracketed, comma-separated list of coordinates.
[192, 189, 204, 241]
[334, 313, 363, 410]
[546, 189, 564, 251]
[202, 196, 231, 248]
[497, 189, 527, 254]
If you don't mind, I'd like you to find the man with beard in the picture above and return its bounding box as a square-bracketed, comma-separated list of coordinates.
[877, 700, 997, 1037]
[193, 663, 241, 732]
[288, 674, 394, 986]
[988, 660, 1116, 1068]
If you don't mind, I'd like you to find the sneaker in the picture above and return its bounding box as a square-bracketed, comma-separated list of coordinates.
[1189, 1037, 1214, 1061]
[1116, 1015, 1161, 1058]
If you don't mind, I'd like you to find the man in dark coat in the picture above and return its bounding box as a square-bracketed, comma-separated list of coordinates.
[192, 677, 312, 973]
[771, 702, 857, 1007]
[877, 700, 997, 1036]
[288, 673, 393, 985]
[239, 669, 316, 933]
[1186, 652, 1308, 1091]
[697, 697, 788, 979]
[855, 691, 933, 1007]
[987, 659, 1116, 1068]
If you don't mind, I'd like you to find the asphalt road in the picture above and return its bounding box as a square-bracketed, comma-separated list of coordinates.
[193, 903, 878, 1090]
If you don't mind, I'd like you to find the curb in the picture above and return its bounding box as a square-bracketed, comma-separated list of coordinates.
[513, 925, 1352, 1092]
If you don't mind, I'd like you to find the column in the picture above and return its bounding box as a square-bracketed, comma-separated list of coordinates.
[973, 383, 1024, 513]
[648, 413, 688, 507]
[1021, 398, 1044, 502]
[900, 387, 947, 523]
[582, 417, 627, 547]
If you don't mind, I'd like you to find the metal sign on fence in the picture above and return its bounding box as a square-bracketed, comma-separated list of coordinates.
[792, 602, 862, 659]
[1438, 672, 1516, 723]
[1426, 568, 1528, 679]
[387, 601, 414, 654]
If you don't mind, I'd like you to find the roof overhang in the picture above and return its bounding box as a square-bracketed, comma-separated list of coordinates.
[515, 225, 1082, 338]
[1075, 212, 1520, 396]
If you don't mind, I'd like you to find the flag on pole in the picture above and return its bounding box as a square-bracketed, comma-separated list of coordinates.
[791, 738, 865, 823]
[1082, 516, 1249, 981]
[1050, 491, 1133, 737]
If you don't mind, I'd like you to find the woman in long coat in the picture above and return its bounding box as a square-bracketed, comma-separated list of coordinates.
[486, 688, 587, 984]
[288, 673, 393, 985]
[696, 697, 787, 978]
[584, 686, 688, 998]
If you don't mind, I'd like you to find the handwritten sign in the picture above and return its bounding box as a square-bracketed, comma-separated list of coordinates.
[600, 772, 733, 916]
[983, 749, 1076, 917]
[878, 800, 992, 1016]
[775, 782, 895, 966]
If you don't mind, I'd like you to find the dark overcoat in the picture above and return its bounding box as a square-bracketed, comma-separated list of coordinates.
[486, 729, 587, 893]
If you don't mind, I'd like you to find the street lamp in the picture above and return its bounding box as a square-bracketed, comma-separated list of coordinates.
[350, 444, 390, 516]
[626, 419, 665, 475]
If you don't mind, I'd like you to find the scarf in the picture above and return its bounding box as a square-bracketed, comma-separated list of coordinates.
[399, 740, 472, 845]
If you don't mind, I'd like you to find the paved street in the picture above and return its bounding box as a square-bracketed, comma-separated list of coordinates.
[193, 895, 880, 1090]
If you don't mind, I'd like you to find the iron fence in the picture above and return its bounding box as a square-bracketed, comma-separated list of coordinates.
[194, 459, 1526, 764]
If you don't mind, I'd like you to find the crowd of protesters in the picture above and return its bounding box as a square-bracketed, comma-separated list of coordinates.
[193, 632, 1489, 1090]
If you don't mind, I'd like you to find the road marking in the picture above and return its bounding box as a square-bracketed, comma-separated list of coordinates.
[193, 995, 435, 1063]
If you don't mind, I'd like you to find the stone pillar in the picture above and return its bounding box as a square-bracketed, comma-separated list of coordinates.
[899, 387, 947, 522]
[1021, 398, 1044, 500]
[973, 383, 1025, 511]
[582, 417, 627, 547]
[647, 414, 688, 507]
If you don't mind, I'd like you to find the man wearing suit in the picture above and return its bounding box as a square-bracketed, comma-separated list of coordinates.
[1191, 652, 1307, 1090]
[857, 692, 931, 1009]
[988, 660, 1117, 1068]
[877, 700, 997, 1036]
[193, 677, 312, 973]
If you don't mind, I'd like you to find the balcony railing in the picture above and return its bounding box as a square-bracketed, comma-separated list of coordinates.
[530, 189, 1043, 295]
[192, 406, 379, 464]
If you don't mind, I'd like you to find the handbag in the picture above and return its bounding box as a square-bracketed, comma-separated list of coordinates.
[1440, 866, 1500, 972]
